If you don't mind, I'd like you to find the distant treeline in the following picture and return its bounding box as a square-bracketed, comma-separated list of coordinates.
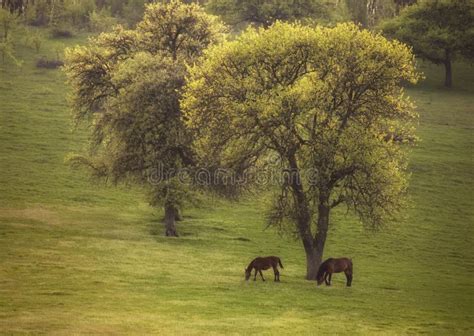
[1, 0, 416, 31]
[0, 0, 157, 29]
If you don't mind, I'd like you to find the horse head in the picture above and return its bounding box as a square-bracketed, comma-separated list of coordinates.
[244, 268, 252, 281]
[316, 275, 325, 286]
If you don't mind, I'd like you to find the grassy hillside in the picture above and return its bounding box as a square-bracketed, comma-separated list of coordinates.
[0, 34, 473, 335]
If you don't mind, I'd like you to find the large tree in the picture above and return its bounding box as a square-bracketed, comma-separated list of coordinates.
[65, 0, 226, 236]
[381, 0, 474, 88]
[182, 22, 419, 279]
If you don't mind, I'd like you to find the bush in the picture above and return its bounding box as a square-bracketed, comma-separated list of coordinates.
[36, 57, 64, 69]
[50, 27, 74, 38]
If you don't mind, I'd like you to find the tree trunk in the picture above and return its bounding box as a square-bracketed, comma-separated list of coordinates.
[175, 207, 183, 221]
[164, 204, 179, 237]
[287, 154, 318, 280]
[303, 241, 319, 280]
[49, 0, 56, 26]
[313, 193, 330, 271]
[444, 49, 452, 88]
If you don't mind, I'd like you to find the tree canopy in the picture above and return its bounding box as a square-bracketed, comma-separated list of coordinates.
[381, 0, 474, 87]
[182, 22, 419, 279]
[64, 0, 226, 236]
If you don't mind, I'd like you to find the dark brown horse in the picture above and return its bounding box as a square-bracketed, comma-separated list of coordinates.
[245, 256, 284, 282]
[317, 257, 353, 287]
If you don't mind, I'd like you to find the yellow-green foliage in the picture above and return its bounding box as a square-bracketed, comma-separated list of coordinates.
[183, 22, 420, 230]
[138, 0, 226, 60]
[63, 1, 226, 213]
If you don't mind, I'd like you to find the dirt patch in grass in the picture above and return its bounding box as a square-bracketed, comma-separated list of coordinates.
[0, 206, 62, 226]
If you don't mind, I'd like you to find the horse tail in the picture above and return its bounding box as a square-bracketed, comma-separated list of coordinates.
[278, 258, 284, 269]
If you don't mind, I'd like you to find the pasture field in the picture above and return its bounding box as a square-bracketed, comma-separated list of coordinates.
[0, 34, 473, 335]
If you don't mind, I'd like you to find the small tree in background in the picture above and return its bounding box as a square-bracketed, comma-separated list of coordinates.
[182, 22, 419, 279]
[1, 0, 27, 14]
[88, 7, 118, 33]
[393, 0, 417, 14]
[0, 7, 22, 65]
[0, 6, 17, 39]
[207, 0, 333, 27]
[25, 29, 45, 53]
[345, 0, 398, 28]
[65, 1, 226, 236]
[381, 0, 474, 88]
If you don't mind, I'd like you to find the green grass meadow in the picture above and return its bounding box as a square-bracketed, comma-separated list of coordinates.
[0, 34, 473, 334]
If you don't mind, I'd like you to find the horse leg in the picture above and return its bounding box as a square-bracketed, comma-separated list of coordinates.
[254, 269, 257, 281]
[273, 265, 280, 282]
[345, 270, 352, 287]
[326, 273, 332, 286]
[259, 270, 265, 281]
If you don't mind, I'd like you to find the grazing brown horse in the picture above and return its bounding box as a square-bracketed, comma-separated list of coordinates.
[317, 257, 353, 287]
[245, 256, 284, 282]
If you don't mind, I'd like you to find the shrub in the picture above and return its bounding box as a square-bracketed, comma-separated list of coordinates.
[36, 57, 64, 69]
[50, 27, 74, 38]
